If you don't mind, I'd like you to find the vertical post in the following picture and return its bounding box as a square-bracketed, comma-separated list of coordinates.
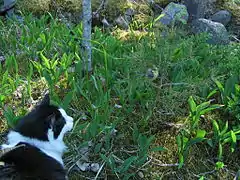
[82, 0, 92, 73]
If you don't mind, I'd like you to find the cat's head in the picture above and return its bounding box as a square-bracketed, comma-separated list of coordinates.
[14, 94, 74, 142]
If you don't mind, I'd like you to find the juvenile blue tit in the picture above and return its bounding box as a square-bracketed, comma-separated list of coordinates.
[146, 66, 159, 81]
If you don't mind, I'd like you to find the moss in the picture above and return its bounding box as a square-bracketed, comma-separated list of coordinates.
[129, 2, 153, 29]
[17, 0, 51, 13]
[52, 0, 82, 12]
[95, 0, 129, 21]
[17, 0, 129, 21]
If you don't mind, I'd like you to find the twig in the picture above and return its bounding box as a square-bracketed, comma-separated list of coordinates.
[157, 122, 184, 129]
[94, 162, 105, 180]
[136, 156, 152, 172]
[67, 162, 77, 175]
[198, 169, 216, 176]
[150, 156, 179, 167]
[156, 110, 175, 116]
[151, 162, 179, 167]
[93, 0, 106, 17]
[152, 82, 192, 89]
[119, 148, 138, 154]
[192, 169, 216, 178]
[223, 168, 236, 178]
[231, 35, 240, 43]
[160, 82, 191, 88]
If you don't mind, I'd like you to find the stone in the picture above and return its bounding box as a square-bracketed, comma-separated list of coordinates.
[182, 0, 217, 21]
[76, 161, 90, 171]
[138, 171, 144, 178]
[159, 2, 189, 26]
[124, 8, 135, 23]
[0, 0, 15, 16]
[102, 18, 111, 28]
[192, 18, 230, 45]
[90, 163, 100, 173]
[210, 10, 231, 26]
[4, 0, 14, 16]
[0, 56, 5, 64]
[115, 15, 129, 29]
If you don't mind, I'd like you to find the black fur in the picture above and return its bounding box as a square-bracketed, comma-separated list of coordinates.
[14, 94, 66, 141]
[0, 142, 67, 180]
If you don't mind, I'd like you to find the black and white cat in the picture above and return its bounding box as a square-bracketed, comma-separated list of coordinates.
[0, 93, 73, 180]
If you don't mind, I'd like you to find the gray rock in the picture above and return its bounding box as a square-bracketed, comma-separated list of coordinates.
[90, 163, 100, 173]
[102, 18, 110, 28]
[159, 2, 189, 26]
[125, 8, 135, 17]
[192, 18, 230, 45]
[182, 0, 217, 21]
[0, 55, 5, 64]
[115, 15, 129, 30]
[210, 10, 231, 26]
[124, 8, 135, 23]
[4, 0, 15, 17]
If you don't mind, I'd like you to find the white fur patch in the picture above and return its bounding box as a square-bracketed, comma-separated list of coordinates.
[1, 108, 74, 166]
[58, 108, 74, 140]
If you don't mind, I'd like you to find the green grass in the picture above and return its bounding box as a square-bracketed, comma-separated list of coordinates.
[0, 14, 240, 179]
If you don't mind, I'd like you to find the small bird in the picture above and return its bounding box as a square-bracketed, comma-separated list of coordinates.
[146, 65, 159, 81]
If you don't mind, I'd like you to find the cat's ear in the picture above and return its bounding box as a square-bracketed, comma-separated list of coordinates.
[39, 93, 50, 106]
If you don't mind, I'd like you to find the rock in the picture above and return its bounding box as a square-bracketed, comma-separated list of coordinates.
[182, 0, 217, 21]
[90, 163, 100, 173]
[115, 15, 129, 29]
[159, 2, 189, 26]
[76, 161, 90, 172]
[138, 171, 144, 178]
[1, 0, 16, 17]
[114, 104, 122, 109]
[102, 18, 111, 28]
[210, 10, 231, 26]
[219, 0, 240, 38]
[192, 18, 230, 45]
[124, 8, 135, 23]
[0, 56, 5, 64]
[110, 128, 118, 136]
